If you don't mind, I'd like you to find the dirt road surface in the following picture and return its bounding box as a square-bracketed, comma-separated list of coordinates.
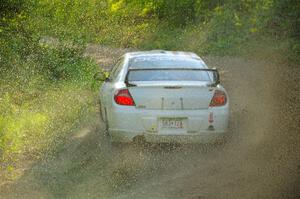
[1, 46, 299, 199]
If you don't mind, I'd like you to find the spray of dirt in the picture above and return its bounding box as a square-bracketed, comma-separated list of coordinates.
[0, 46, 299, 199]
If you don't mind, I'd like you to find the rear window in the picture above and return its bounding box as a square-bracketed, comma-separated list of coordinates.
[127, 70, 211, 81]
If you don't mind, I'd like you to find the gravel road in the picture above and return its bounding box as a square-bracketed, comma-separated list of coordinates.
[1, 46, 299, 199]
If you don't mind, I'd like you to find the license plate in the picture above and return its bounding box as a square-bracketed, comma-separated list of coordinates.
[160, 118, 184, 129]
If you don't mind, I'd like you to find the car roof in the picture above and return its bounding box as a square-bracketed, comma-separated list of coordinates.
[125, 50, 206, 69]
[126, 50, 201, 59]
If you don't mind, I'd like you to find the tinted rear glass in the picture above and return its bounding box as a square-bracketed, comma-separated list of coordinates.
[127, 70, 211, 81]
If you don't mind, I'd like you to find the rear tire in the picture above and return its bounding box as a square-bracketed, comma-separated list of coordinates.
[100, 105, 110, 138]
[104, 121, 109, 137]
[99, 99, 106, 122]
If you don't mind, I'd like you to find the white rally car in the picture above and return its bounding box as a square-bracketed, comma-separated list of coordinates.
[97, 50, 229, 143]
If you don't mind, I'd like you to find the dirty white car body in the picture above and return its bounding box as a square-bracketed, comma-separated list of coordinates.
[99, 51, 229, 143]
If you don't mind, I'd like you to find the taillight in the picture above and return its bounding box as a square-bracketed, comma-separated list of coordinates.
[209, 90, 227, 107]
[114, 89, 135, 106]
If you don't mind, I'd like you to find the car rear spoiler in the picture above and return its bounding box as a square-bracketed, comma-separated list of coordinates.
[125, 68, 220, 87]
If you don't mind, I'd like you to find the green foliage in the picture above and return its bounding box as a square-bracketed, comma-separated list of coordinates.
[24, 0, 299, 57]
[152, 0, 197, 26]
[269, 0, 300, 38]
[0, 0, 33, 18]
[35, 44, 97, 82]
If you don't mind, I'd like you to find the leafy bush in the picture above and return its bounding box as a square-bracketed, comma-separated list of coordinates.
[35, 43, 97, 82]
[0, 0, 33, 18]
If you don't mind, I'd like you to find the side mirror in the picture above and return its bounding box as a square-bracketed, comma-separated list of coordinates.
[94, 71, 110, 82]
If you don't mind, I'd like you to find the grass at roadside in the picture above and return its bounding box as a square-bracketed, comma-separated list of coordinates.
[0, 81, 98, 180]
[0, 24, 100, 179]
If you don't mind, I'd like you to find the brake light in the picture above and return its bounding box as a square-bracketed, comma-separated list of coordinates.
[114, 89, 135, 106]
[209, 90, 227, 107]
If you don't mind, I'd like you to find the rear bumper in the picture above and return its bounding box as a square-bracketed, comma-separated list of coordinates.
[109, 130, 227, 143]
[106, 101, 229, 143]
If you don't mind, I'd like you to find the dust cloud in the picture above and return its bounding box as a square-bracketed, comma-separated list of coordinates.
[1, 46, 299, 199]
